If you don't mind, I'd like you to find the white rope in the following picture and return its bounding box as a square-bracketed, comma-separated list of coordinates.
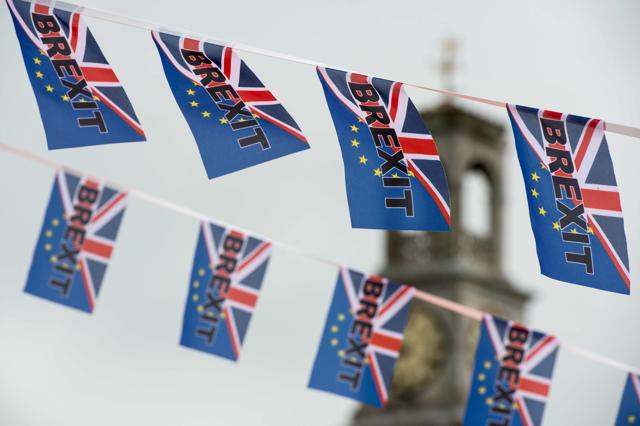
[0, 140, 638, 375]
[18, 0, 640, 139]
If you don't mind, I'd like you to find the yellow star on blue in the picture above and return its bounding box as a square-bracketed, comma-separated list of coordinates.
[350, 124, 359, 132]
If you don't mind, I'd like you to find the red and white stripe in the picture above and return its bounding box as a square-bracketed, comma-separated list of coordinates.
[88, 190, 127, 233]
[81, 234, 114, 263]
[483, 314, 507, 359]
[367, 351, 389, 406]
[340, 266, 361, 312]
[55, 169, 75, 218]
[581, 183, 623, 218]
[223, 305, 241, 359]
[234, 241, 272, 283]
[375, 285, 414, 327]
[77, 257, 96, 312]
[201, 221, 220, 269]
[317, 67, 366, 120]
[225, 283, 259, 313]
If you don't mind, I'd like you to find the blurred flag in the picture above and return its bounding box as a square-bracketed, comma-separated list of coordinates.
[151, 31, 309, 179]
[25, 169, 128, 313]
[507, 104, 630, 294]
[615, 373, 640, 426]
[308, 267, 414, 407]
[181, 221, 272, 361]
[463, 314, 559, 426]
[6, 0, 145, 149]
[316, 67, 450, 230]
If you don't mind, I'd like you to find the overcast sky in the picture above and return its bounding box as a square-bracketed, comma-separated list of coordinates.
[1, 0, 639, 425]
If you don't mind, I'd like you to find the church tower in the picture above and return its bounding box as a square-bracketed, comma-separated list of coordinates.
[353, 42, 528, 425]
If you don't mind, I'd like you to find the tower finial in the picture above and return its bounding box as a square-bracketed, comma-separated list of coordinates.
[439, 37, 458, 93]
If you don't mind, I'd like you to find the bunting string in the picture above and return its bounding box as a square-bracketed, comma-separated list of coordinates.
[21, 0, 640, 140]
[1, 140, 638, 377]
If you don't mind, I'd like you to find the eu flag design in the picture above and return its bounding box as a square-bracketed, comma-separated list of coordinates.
[507, 104, 630, 294]
[463, 314, 559, 426]
[615, 373, 640, 425]
[308, 267, 414, 407]
[151, 31, 309, 179]
[24, 169, 128, 313]
[180, 221, 272, 361]
[6, 0, 145, 149]
[316, 67, 450, 230]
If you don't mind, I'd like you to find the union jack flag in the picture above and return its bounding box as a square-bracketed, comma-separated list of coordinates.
[151, 31, 309, 179]
[615, 373, 640, 426]
[508, 104, 630, 294]
[24, 169, 128, 313]
[308, 267, 414, 407]
[180, 221, 272, 361]
[6, 0, 145, 149]
[463, 314, 560, 426]
[316, 67, 450, 230]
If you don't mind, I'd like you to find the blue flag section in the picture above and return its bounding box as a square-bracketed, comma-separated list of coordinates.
[180, 221, 272, 361]
[308, 267, 414, 407]
[463, 315, 559, 426]
[151, 31, 309, 179]
[507, 104, 630, 294]
[24, 169, 128, 313]
[316, 67, 450, 231]
[5, 0, 145, 149]
[616, 374, 640, 425]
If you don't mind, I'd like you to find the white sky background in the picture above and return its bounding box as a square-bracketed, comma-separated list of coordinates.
[0, 0, 639, 425]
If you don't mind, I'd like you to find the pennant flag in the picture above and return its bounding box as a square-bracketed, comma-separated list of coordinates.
[24, 169, 128, 313]
[151, 31, 309, 179]
[507, 104, 630, 294]
[615, 373, 640, 425]
[308, 267, 414, 407]
[180, 221, 272, 361]
[463, 314, 559, 426]
[5, 0, 145, 149]
[316, 67, 450, 230]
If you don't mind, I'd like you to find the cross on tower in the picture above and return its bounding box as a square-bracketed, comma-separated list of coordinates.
[439, 37, 458, 92]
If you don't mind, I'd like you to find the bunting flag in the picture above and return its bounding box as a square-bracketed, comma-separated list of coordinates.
[5, 0, 145, 149]
[151, 31, 309, 179]
[507, 104, 630, 294]
[316, 67, 450, 231]
[308, 267, 414, 407]
[180, 221, 272, 361]
[24, 169, 128, 313]
[616, 373, 640, 425]
[463, 314, 559, 426]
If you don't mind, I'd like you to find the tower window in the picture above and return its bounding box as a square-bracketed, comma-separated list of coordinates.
[461, 166, 491, 238]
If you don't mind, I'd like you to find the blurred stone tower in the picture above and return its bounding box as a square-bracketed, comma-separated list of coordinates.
[353, 41, 528, 426]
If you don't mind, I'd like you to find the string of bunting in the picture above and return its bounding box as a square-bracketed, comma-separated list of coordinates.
[1, 140, 639, 421]
[2, 0, 640, 424]
[5, 0, 634, 294]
